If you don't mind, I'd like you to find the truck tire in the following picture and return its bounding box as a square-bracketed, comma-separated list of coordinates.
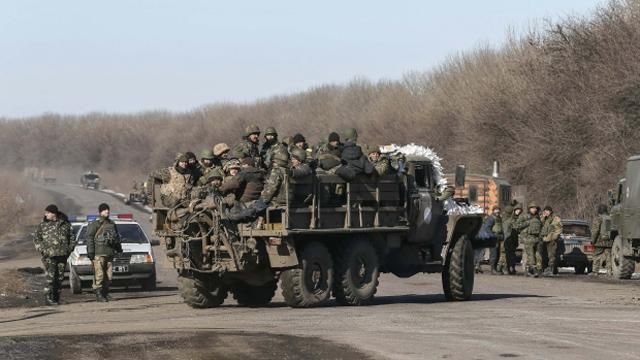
[611, 235, 634, 280]
[442, 235, 474, 301]
[281, 241, 333, 308]
[178, 273, 227, 308]
[333, 239, 380, 306]
[70, 267, 82, 294]
[232, 280, 277, 307]
[141, 271, 157, 291]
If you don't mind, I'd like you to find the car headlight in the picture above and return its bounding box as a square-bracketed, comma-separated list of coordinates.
[75, 255, 92, 266]
[130, 254, 154, 264]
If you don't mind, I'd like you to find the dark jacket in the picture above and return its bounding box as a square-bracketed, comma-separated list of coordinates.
[338, 141, 374, 180]
[86, 217, 122, 258]
[33, 213, 75, 258]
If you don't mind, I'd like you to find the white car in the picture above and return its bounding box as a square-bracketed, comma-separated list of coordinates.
[67, 214, 157, 294]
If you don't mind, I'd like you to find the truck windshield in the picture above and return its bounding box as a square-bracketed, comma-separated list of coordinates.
[84, 174, 100, 180]
[562, 224, 590, 237]
[76, 223, 148, 245]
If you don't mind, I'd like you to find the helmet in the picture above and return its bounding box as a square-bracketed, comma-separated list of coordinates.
[272, 149, 290, 166]
[185, 151, 197, 160]
[175, 153, 188, 162]
[513, 202, 523, 211]
[366, 144, 380, 155]
[200, 149, 214, 159]
[213, 143, 231, 156]
[290, 147, 307, 162]
[264, 127, 278, 136]
[223, 159, 242, 173]
[342, 128, 358, 142]
[282, 136, 293, 146]
[244, 124, 260, 137]
[292, 133, 306, 144]
[527, 201, 538, 209]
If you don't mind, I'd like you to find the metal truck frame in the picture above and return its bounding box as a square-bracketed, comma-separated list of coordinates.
[152, 156, 486, 308]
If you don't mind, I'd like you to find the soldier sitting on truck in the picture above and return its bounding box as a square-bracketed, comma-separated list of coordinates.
[219, 157, 265, 207]
[337, 139, 374, 181]
[148, 153, 196, 208]
[212, 143, 231, 170]
[366, 145, 390, 176]
[260, 150, 291, 206]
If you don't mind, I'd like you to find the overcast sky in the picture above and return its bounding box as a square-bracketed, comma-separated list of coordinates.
[0, 0, 607, 118]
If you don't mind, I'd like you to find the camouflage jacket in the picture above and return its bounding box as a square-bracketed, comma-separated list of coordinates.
[264, 142, 288, 170]
[315, 142, 342, 158]
[591, 214, 611, 247]
[86, 217, 122, 257]
[197, 165, 216, 186]
[371, 157, 391, 176]
[232, 139, 261, 164]
[540, 214, 562, 242]
[502, 214, 518, 242]
[515, 213, 542, 244]
[149, 165, 194, 207]
[260, 166, 289, 205]
[33, 216, 75, 258]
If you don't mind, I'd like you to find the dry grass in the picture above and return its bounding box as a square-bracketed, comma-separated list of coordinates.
[1, 0, 639, 218]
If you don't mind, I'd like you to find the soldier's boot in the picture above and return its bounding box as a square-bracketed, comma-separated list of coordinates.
[53, 290, 61, 304]
[45, 292, 58, 306]
[533, 268, 542, 278]
[102, 285, 112, 302]
[490, 266, 498, 275]
[541, 267, 552, 277]
[95, 289, 107, 303]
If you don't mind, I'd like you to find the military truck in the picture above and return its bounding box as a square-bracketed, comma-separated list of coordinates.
[80, 171, 101, 190]
[609, 155, 640, 279]
[152, 152, 487, 308]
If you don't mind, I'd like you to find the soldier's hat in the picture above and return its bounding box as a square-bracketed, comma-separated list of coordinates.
[175, 153, 189, 162]
[213, 143, 231, 157]
[527, 201, 538, 209]
[200, 149, 215, 160]
[264, 127, 278, 136]
[244, 124, 261, 137]
[224, 159, 242, 173]
[44, 204, 59, 214]
[290, 147, 307, 162]
[513, 202, 523, 211]
[366, 145, 380, 155]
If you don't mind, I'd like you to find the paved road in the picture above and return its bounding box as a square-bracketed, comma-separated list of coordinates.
[2, 183, 640, 359]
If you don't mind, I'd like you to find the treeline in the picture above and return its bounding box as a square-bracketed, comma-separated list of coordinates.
[1, 0, 639, 218]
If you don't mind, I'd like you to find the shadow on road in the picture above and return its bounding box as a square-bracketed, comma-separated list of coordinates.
[372, 293, 547, 305]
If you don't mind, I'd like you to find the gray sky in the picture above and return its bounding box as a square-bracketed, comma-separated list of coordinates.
[0, 0, 606, 118]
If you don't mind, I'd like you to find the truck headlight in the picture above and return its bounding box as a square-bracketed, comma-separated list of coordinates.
[75, 255, 92, 266]
[130, 254, 154, 264]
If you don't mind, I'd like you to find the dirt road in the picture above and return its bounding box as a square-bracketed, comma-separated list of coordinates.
[1, 183, 640, 360]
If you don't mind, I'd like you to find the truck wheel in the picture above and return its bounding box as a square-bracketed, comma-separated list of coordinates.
[333, 239, 380, 306]
[141, 271, 157, 291]
[281, 241, 333, 308]
[232, 280, 277, 307]
[442, 235, 474, 301]
[178, 273, 227, 308]
[70, 267, 82, 294]
[574, 264, 586, 275]
[612, 235, 634, 279]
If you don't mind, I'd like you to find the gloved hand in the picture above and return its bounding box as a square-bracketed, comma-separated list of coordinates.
[87, 253, 95, 261]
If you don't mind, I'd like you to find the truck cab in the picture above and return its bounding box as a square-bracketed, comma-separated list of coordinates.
[610, 155, 640, 279]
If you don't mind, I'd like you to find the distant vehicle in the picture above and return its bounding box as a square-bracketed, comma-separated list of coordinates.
[125, 182, 149, 206]
[43, 177, 57, 185]
[608, 155, 640, 279]
[445, 161, 513, 215]
[67, 214, 157, 294]
[557, 219, 593, 274]
[80, 171, 101, 190]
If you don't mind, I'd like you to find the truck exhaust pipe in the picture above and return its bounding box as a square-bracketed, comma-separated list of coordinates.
[492, 161, 500, 178]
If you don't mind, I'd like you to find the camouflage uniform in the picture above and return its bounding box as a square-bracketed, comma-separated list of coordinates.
[540, 211, 562, 275]
[499, 204, 519, 275]
[488, 213, 503, 274]
[232, 125, 261, 167]
[33, 214, 75, 303]
[148, 160, 194, 208]
[87, 216, 122, 300]
[591, 212, 612, 275]
[515, 204, 543, 276]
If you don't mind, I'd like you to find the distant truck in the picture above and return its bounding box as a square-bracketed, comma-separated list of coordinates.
[80, 171, 101, 190]
[152, 149, 489, 309]
[608, 155, 640, 279]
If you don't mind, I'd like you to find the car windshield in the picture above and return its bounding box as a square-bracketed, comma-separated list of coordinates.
[72, 224, 82, 237]
[562, 224, 590, 237]
[84, 174, 100, 180]
[76, 223, 148, 245]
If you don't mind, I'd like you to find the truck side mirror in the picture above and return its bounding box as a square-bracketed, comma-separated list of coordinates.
[455, 165, 466, 188]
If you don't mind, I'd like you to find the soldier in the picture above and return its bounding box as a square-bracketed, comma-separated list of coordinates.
[540, 206, 562, 277]
[196, 149, 216, 186]
[33, 204, 75, 305]
[342, 128, 359, 143]
[212, 143, 231, 170]
[290, 148, 313, 178]
[590, 204, 612, 276]
[316, 132, 342, 158]
[474, 209, 501, 274]
[185, 151, 201, 185]
[148, 153, 195, 207]
[261, 127, 278, 166]
[291, 133, 314, 162]
[338, 139, 374, 180]
[220, 158, 265, 206]
[515, 202, 543, 277]
[366, 145, 390, 176]
[86, 203, 123, 302]
[499, 203, 519, 275]
[488, 207, 503, 275]
[232, 124, 261, 166]
[260, 150, 291, 206]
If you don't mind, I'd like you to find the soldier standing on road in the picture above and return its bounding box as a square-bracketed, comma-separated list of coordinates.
[500, 203, 520, 275]
[474, 209, 501, 274]
[540, 206, 562, 277]
[87, 203, 122, 302]
[590, 204, 612, 276]
[33, 204, 76, 305]
[488, 207, 503, 275]
[515, 202, 543, 277]
[232, 125, 261, 167]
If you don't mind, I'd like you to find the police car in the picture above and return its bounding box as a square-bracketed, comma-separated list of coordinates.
[67, 214, 157, 294]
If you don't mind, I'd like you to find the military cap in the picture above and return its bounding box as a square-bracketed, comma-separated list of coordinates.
[244, 124, 261, 136]
[513, 202, 523, 211]
[328, 132, 340, 142]
[185, 151, 197, 160]
[175, 153, 189, 162]
[527, 201, 538, 209]
[200, 149, 215, 159]
[366, 145, 381, 155]
[213, 143, 231, 156]
[292, 133, 306, 144]
[45, 204, 59, 214]
[290, 147, 307, 162]
[543, 205, 553, 212]
[264, 127, 278, 136]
